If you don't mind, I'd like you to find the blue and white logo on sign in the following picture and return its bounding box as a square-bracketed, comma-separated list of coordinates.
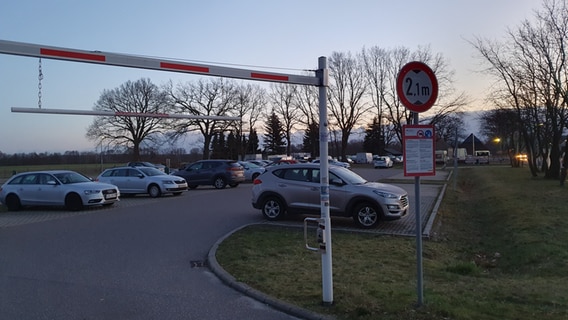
[424, 130, 433, 138]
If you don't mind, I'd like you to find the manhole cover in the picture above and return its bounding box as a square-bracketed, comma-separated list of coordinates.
[190, 260, 208, 268]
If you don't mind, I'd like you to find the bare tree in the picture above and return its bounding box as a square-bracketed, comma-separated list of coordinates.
[327, 51, 371, 161]
[269, 83, 298, 156]
[361, 46, 391, 147]
[480, 108, 523, 165]
[294, 83, 319, 157]
[365, 46, 412, 145]
[471, 0, 568, 178]
[230, 83, 266, 159]
[168, 78, 239, 160]
[362, 45, 468, 146]
[86, 78, 172, 160]
[295, 84, 319, 126]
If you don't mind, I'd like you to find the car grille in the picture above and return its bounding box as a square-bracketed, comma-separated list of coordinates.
[102, 189, 117, 195]
[400, 195, 409, 207]
[173, 179, 186, 185]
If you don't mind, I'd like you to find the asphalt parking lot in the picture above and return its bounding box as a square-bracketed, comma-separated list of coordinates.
[0, 167, 450, 320]
[0, 167, 450, 237]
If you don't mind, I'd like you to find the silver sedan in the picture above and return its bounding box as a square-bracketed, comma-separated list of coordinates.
[0, 170, 120, 211]
[97, 166, 187, 197]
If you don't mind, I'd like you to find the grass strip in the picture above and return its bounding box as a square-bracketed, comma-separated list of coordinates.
[216, 166, 568, 320]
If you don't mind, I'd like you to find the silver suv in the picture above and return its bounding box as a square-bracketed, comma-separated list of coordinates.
[251, 164, 409, 228]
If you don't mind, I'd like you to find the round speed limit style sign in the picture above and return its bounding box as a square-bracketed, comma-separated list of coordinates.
[396, 61, 438, 113]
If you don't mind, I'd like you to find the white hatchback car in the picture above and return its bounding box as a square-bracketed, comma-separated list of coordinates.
[0, 170, 120, 211]
[97, 166, 187, 197]
[373, 156, 394, 168]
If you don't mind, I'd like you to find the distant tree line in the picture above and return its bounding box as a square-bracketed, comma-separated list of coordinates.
[6, 0, 563, 179]
[83, 44, 467, 163]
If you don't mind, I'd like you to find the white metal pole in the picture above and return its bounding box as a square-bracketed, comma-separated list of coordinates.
[413, 112, 424, 306]
[317, 56, 333, 305]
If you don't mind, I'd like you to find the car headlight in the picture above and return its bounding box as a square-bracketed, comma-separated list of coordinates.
[373, 190, 398, 199]
[83, 189, 101, 195]
[162, 180, 175, 184]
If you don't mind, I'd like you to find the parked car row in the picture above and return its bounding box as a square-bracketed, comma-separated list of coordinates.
[1, 159, 409, 230]
[310, 158, 351, 169]
[0, 159, 248, 211]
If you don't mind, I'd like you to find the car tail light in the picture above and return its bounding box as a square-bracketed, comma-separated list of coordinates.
[253, 178, 262, 185]
[227, 167, 241, 171]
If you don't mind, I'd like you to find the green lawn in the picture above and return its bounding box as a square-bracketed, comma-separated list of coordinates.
[216, 166, 568, 320]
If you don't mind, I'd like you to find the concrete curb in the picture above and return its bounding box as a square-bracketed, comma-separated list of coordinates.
[207, 223, 335, 320]
[423, 169, 451, 237]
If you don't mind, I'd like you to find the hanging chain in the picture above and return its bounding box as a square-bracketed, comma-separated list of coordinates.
[38, 58, 43, 109]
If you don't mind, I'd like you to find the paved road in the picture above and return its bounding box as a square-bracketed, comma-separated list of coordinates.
[0, 167, 448, 319]
[0, 186, 303, 320]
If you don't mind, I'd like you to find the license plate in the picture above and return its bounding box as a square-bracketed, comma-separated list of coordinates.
[105, 193, 117, 200]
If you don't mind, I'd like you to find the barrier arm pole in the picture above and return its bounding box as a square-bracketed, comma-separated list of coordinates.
[317, 56, 333, 305]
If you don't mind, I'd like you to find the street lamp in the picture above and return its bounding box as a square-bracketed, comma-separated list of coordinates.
[493, 137, 503, 163]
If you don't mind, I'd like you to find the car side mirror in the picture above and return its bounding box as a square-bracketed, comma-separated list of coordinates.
[137, 174, 144, 179]
[330, 178, 344, 186]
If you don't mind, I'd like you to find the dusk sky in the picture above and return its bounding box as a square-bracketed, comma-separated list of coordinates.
[0, 0, 540, 154]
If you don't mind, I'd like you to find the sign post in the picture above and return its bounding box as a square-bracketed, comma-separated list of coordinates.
[396, 61, 438, 307]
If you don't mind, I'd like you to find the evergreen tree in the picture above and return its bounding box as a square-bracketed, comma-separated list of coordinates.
[246, 129, 261, 154]
[263, 112, 286, 155]
[211, 132, 226, 159]
[226, 131, 238, 160]
[302, 122, 319, 158]
[363, 117, 384, 155]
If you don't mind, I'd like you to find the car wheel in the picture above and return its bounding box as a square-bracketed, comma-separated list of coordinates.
[213, 177, 227, 189]
[5, 194, 21, 211]
[229, 183, 239, 188]
[261, 196, 285, 220]
[65, 193, 84, 211]
[352, 202, 380, 228]
[148, 184, 161, 198]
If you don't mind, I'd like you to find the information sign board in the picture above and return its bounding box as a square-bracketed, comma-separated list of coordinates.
[403, 124, 436, 176]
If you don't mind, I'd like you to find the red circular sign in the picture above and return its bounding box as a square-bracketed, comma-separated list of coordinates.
[396, 61, 438, 113]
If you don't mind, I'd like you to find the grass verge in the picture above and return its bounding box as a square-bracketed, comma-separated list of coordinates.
[0, 163, 120, 181]
[216, 166, 568, 320]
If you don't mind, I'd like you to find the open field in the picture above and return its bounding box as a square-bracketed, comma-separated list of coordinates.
[0, 163, 122, 182]
[216, 166, 568, 320]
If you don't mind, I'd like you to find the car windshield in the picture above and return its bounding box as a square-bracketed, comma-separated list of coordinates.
[53, 172, 92, 184]
[332, 167, 367, 185]
[139, 167, 165, 176]
[244, 162, 261, 168]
